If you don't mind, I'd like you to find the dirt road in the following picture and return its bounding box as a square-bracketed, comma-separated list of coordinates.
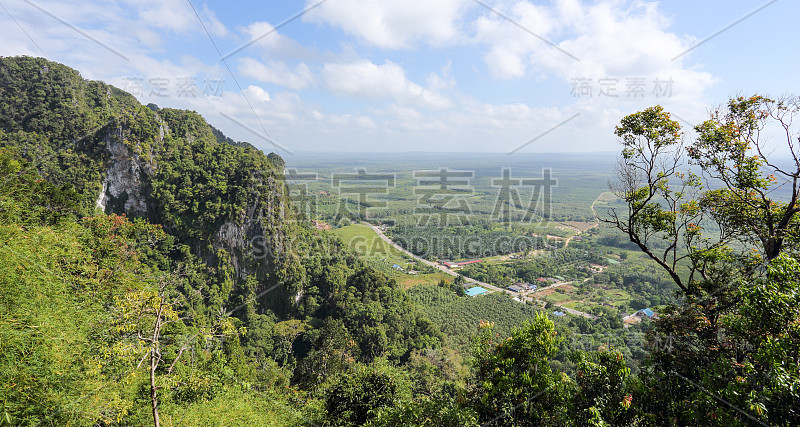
[561, 192, 607, 248]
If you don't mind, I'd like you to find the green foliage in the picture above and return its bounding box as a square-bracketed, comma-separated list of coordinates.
[409, 286, 545, 355]
[323, 359, 412, 426]
[366, 396, 479, 427]
[570, 348, 637, 425]
[0, 197, 168, 425]
[161, 388, 307, 427]
[470, 313, 572, 425]
[0, 148, 78, 226]
[638, 254, 800, 426]
[324, 268, 442, 360]
[609, 105, 713, 295]
[0, 166, 305, 425]
[615, 105, 681, 155]
[610, 96, 800, 425]
[148, 107, 287, 250]
[689, 95, 800, 261]
[0, 223, 123, 425]
[293, 318, 359, 388]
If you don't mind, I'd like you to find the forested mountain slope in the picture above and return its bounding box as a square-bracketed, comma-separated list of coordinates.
[0, 56, 441, 425]
[3, 57, 799, 426]
[1, 56, 285, 285]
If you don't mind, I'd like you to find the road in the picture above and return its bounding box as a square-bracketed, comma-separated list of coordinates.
[364, 222, 505, 293]
[365, 222, 598, 320]
[561, 191, 607, 248]
[523, 281, 573, 296]
[522, 277, 599, 319]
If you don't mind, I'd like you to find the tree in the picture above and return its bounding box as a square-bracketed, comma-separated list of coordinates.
[293, 318, 358, 388]
[114, 270, 236, 427]
[607, 95, 800, 425]
[606, 97, 800, 297]
[272, 319, 307, 370]
[689, 96, 800, 262]
[604, 105, 708, 295]
[470, 315, 572, 425]
[569, 348, 638, 426]
[114, 274, 185, 427]
[324, 359, 412, 426]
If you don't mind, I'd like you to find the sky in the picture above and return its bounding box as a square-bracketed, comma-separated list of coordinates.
[1, 0, 798, 156]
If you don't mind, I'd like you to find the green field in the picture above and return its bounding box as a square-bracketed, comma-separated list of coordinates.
[332, 224, 411, 268]
[331, 224, 454, 287]
[394, 271, 455, 289]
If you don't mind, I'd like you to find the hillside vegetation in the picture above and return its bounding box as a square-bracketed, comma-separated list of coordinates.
[2, 57, 799, 426]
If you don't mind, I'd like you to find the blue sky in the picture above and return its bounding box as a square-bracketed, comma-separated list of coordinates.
[1, 0, 798, 155]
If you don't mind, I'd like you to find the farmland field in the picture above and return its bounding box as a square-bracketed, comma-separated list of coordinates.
[331, 223, 453, 287]
[287, 152, 618, 259]
[291, 152, 679, 316]
[285, 151, 617, 224]
[332, 224, 406, 261]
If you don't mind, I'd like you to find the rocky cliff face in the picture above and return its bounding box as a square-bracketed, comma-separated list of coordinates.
[98, 115, 290, 283]
[0, 56, 292, 295]
[96, 113, 167, 215]
[96, 137, 150, 215]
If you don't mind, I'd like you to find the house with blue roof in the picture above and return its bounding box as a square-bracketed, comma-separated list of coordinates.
[465, 286, 489, 297]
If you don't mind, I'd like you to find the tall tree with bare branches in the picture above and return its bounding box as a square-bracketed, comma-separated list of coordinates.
[604, 96, 800, 297]
[605, 95, 800, 425]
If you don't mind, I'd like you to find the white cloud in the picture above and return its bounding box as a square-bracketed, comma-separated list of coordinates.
[469, 0, 718, 139]
[303, 0, 471, 49]
[373, 104, 447, 132]
[133, 27, 163, 50]
[133, 0, 197, 34]
[447, 99, 560, 132]
[474, 0, 716, 96]
[426, 61, 456, 92]
[245, 85, 271, 102]
[323, 60, 452, 109]
[310, 111, 378, 132]
[202, 4, 229, 37]
[239, 21, 312, 60]
[475, 0, 708, 78]
[238, 58, 315, 90]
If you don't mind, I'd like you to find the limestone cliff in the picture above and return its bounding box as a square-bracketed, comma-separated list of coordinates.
[0, 56, 294, 300]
